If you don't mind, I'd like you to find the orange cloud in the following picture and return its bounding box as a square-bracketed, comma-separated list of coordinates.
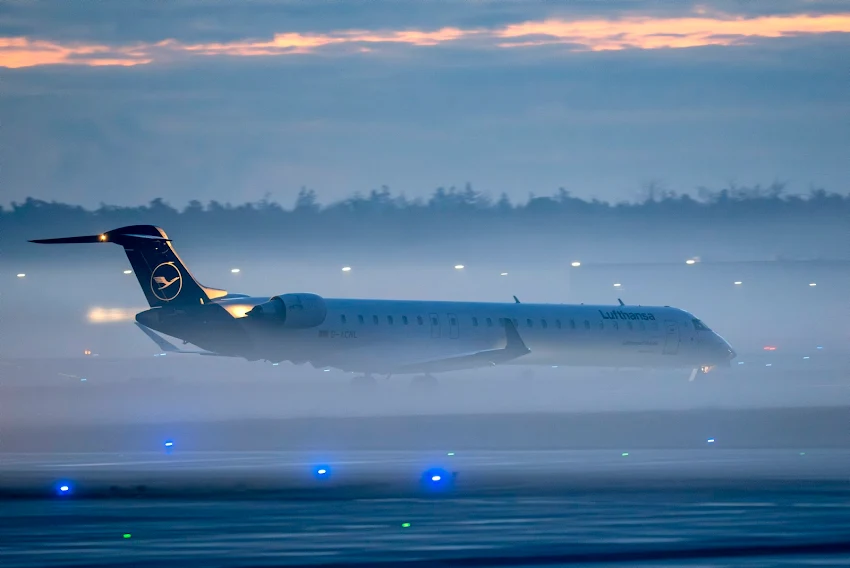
[1, 13, 848, 68]
[0, 37, 152, 68]
[182, 27, 474, 57]
[496, 13, 850, 51]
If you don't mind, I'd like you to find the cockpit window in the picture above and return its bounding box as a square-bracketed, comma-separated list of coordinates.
[692, 319, 711, 331]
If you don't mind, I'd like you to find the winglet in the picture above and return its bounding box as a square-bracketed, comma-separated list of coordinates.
[513, 295, 521, 304]
[618, 298, 625, 306]
[503, 319, 530, 355]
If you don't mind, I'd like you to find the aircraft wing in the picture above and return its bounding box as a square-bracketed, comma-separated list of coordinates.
[391, 319, 531, 373]
[135, 323, 227, 356]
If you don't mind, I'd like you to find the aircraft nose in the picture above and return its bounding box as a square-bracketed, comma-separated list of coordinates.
[714, 333, 736, 360]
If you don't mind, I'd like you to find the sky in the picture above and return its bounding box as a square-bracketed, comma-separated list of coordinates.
[2, 0, 849, 207]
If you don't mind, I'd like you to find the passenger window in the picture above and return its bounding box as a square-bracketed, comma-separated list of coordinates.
[402, 316, 408, 325]
[472, 317, 479, 327]
[555, 320, 562, 329]
[570, 320, 576, 330]
[417, 316, 423, 325]
[487, 318, 493, 327]
[583, 320, 590, 330]
[450, 317, 457, 326]
[373, 315, 379, 325]
[512, 319, 518, 327]
[357, 315, 364, 325]
[541, 319, 548, 329]
[526, 319, 533, 328]
[431, 316, 438, 326]
[341, 315, 347, 324]
[387, 316, 394, 325]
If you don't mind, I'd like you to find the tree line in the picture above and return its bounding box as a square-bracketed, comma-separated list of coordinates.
[3, 183, 848, 258]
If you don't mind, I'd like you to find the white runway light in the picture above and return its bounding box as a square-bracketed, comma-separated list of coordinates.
[342, 266, 352, 272]
[571, 261, 581, 267]
[734, 281, 742, 285]
[231, 268, 241, 273]
[123, 270, 132, 274]
[613, 283, 621, 287]
[16, 273, 25, 278]
[500, 272, 508, 276]
[685, 259, 696, 265]
[454, 264, 464, 270]
[809, 282, 817, 287]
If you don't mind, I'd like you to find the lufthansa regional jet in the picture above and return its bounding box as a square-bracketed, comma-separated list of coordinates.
[32, 225, 736, 383]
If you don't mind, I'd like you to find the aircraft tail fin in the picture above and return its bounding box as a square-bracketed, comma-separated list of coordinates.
[31, 225, 226, 308]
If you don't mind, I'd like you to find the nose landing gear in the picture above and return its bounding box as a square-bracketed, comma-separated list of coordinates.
[689, 365, 716, 381]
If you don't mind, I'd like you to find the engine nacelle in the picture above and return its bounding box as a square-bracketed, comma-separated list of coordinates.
[246, 293, 327, 329]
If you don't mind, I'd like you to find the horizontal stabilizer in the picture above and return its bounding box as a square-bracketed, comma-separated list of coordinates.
[31, 234, 108, 244]
[30, 225, 225, 308]
[30, 233, 170, 245]
[135, 323, 224, 356]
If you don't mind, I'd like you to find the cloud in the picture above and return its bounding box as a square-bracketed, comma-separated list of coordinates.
[0, 37, 153, 68]
[3, 31, 847, 209]
[496, 13, 850, 51]
[2, 12, 849, 68]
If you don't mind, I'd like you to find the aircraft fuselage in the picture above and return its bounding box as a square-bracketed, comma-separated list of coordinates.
[136, 296, 736, 374]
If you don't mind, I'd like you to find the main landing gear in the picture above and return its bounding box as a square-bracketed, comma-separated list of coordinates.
[411, 374, 438, 390]
[350, 374, 377, 389]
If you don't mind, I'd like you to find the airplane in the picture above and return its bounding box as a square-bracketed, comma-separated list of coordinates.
[31, 225, 736, 384]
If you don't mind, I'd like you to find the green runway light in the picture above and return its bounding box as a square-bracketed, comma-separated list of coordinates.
[621, 452, 629, 457]
[401, 523, 411, 528]
[123, 534, 132, 539]
[447, 452, 455, 456]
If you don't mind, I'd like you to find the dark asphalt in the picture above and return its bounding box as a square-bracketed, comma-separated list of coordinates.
[2, 450, 850, 567]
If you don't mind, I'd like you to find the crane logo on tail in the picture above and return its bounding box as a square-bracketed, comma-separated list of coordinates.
[150, 262, 183, 302]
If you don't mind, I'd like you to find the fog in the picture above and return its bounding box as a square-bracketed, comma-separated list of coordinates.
[1, 188, 848, 446]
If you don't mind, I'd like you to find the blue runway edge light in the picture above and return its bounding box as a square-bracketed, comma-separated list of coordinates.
[164, 440, 174, 448]
[55, 482, 73, 496]
[421, 468, 455, 491]
[313, 465, 331, 479]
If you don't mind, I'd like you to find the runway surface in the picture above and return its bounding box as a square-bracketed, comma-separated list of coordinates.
[2, 450, 850, 567]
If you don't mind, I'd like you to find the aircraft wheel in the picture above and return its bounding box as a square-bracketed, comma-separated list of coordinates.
[411, 374, 438, 390]
[351, 375, 377, 389]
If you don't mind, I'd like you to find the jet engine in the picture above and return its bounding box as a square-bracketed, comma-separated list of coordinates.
[246, 293, 327, 328]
